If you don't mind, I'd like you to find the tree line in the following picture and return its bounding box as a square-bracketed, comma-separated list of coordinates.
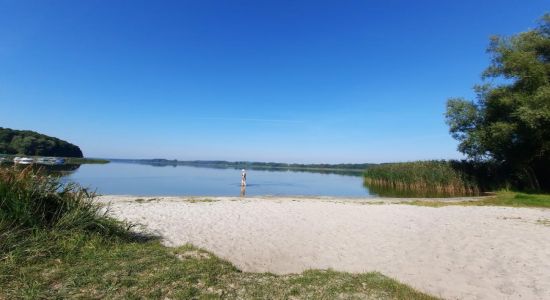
[0, 127, 83, 158]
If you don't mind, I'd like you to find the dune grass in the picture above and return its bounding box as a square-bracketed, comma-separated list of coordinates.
[0, 166, 436, 299]
[0, 166, 130, 246]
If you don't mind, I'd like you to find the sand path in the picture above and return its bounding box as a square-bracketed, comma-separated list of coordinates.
[98, 196, 550, 300]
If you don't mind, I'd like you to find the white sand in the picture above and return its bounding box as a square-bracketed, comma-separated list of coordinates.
[98, 195, 550, 300]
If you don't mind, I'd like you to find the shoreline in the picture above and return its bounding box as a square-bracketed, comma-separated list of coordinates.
[98, 195, 550, 299]
[98, 194, 493, 204]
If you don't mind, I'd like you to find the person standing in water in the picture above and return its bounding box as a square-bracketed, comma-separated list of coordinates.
[241, 169, 247, 186]
[240, 184, 246, 197]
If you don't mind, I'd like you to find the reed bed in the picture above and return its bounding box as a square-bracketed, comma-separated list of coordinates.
[363, 160, 483, 197]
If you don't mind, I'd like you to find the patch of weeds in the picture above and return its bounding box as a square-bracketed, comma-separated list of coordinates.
[401, 200, 452, 207]
[497, 216, 522, 220]
[134, 198, 157, 203]
[172, 246, 212, 261]
[360, 201, 386, 205]
[185, 198, 218, 203]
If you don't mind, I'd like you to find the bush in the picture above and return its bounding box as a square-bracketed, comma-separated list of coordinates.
[0, 166, 131, 255]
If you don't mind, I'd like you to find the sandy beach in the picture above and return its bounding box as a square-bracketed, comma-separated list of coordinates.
[98, 195, 550, 300]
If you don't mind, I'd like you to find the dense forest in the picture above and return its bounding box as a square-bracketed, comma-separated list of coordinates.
[0, 127, 83, 158]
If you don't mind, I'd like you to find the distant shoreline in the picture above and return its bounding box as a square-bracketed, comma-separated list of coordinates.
[108, 158, 373, 175]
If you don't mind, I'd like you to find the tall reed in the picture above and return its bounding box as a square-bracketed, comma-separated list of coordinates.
[363, 160, 484, 197]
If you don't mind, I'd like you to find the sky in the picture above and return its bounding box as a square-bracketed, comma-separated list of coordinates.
[0, 0, 548, 163]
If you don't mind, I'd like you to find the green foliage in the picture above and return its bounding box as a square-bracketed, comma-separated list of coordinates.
[0, 167, 130, 254]
[363, 160, 502, 197]
[0, 127, 83, 158]
[445, 14, 550, 190]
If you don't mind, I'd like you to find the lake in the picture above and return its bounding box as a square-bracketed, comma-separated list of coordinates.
[64, 161, 375, 197]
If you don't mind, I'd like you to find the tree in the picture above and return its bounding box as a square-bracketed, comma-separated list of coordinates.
[0, 127, 83, 158]
[446, 14, 550, 190]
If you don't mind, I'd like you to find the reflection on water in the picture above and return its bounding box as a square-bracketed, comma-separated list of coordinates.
[113, 160, 365, 177]
[240, 185, 246, 197]
[63, 162, 374, 197]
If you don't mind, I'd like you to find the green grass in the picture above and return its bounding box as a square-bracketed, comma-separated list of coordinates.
[404, 191, 550, 208]
[485, 192, 550, 208]
[0, 166, 436, 299]
[0, 233, 437, 299]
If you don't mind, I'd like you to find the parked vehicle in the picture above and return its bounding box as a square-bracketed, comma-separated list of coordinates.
[36, 157, 65, 165]
[14, 157, 34, 165]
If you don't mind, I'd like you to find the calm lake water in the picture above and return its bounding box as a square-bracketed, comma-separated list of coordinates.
[64, 162, 375, 197]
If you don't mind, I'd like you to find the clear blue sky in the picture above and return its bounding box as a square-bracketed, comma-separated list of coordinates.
[0, 1, 547, 163]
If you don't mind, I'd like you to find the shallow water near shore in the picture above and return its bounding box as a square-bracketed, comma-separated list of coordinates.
[63, 161, 376, 197]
